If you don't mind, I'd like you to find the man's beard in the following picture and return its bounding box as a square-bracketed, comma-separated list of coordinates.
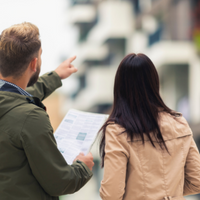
[27, 65, 40, 87]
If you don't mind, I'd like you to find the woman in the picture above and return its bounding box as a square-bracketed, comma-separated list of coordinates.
[99, 53, 200, 200]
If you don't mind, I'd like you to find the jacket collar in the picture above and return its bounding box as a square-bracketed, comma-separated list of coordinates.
[0, 80, 46, 111]
[0, 79, 32, 96]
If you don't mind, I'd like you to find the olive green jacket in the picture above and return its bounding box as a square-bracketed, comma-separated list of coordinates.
[0, 72, 93, 200]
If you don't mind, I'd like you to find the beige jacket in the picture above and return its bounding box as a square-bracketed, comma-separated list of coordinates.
[100, 112, 200, 200]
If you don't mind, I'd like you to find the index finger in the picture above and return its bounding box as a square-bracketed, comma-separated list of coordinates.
[87, 152, 93, 157]
[68, 55, 76, 63]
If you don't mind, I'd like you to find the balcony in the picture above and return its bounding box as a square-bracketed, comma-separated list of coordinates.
[87, 1, 134, 44]
[68, 4, 96, 24]
[70, 0, 94, 6]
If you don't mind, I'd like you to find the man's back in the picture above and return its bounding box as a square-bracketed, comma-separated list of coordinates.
[0, 91, 53, 199]
[0, 74, 93, 200]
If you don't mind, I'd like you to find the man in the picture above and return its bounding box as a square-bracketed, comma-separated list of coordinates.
[0, 22, 94, 200]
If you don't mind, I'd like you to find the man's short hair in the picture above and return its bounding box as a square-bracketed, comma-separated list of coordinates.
[0, 22, 41, 78]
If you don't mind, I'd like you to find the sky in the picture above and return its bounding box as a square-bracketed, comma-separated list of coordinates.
[0, 0, 79, 93]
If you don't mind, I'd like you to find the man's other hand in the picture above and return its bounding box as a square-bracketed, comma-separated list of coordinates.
[55, 56, 78, 79]
[74, 152, 94, 171]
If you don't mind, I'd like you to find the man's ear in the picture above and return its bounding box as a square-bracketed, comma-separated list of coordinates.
[30, 58, 38, 72]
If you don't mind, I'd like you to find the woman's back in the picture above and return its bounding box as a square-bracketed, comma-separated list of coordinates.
[99, 53, 200, 200]
[100, 112, 200, 200]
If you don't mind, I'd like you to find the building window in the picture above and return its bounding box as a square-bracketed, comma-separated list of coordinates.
[148, 25, 162, 46]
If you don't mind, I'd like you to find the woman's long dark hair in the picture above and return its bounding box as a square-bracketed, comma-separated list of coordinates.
[99, 53, 177, 167]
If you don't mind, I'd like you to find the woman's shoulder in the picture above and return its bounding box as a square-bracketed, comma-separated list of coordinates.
[105, 122, 131, 143]
[158, 111, 192, 140]
[159, 111, 188, 126]
[105, 122, 130, 153]
[106, 122, 125, 132]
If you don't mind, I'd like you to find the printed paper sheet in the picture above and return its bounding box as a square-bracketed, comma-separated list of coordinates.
[54, 109, 108, 164]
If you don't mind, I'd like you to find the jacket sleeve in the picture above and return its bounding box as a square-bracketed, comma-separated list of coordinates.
[99, 124, 129, 200]
[183, 137, 200, 196]
[20, 107, 93, 196]
[26, 71, 62, 101]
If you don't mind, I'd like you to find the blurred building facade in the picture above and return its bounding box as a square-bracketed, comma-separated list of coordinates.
[66, 0, 200, 123]
[58, 0, 200, 199]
